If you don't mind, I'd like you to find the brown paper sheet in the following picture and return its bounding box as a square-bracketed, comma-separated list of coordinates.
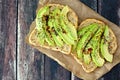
[26, 0, 120, 80]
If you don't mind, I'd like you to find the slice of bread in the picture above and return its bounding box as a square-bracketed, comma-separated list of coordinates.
[28, 4, 78, 54]
[72, 19, 117, 73]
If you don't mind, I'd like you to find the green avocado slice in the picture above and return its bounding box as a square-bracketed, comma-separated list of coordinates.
[101, 26, 113, 62]
[83, 54, 91, 64]
[79, 26, 95, 64]
[54, 18, 75, 45]
[83, 44, 92, 64]
[36, 6, 55, 46]
[91, 27, 105, 67]
[74, 24, 92, 54]
[60, 19, 75, 41]
[36, 6, 49, 45]
[48, 19, 63, 47]
[76, 23, 98, 59]
[60, 6, 77, 40]
[36, 6, 49, 30]
[52, 34, 64, 47]
[37, 6, 49, 18]
[78, 25, 92, 38]
[37, 30, 45, 45]
[44, 30, 55, 46]
[50, 7, 75, 45]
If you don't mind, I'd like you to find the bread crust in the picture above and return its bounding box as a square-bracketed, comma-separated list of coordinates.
[28, 4, 78, 54]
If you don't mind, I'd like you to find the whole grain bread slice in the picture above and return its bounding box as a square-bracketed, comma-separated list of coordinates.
[72, 19, 117, 73]
[28, 4, 78, 54]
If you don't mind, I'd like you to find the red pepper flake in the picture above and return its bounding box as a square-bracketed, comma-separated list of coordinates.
[86, 48, 93, 54]
[88, 48, 93, 52]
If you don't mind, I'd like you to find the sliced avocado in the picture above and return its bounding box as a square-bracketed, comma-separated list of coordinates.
[37, 6, 49, 18]
[37, 30, 45, 45]
[83, 44, 93, 64]
[76, 23, 98, 59]
[48, 19, 63, 47]
[101, 26, 113, 62]
[36, 6, 49, 30]
[80, 25, 95, 64]
[60, 19, 75, 41]
[54, 18, 75, 45]
[37, 7, 55, 46]
[91, 27, 105, 67]
[44, 29, 55, 46]
[101, 39, 113, 62]
[51, 33, 63, 47]
[78, 25, 92, 38]
[83, 54, 91, 64]
[60, 6, 77, 40]
[36, 6, 50, 45]
[50, 6, 75, 45]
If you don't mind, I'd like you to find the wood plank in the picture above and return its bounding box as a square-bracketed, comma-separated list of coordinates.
[80, 0, 97, 11]
[17, 0, 45, 80]
[97, 0, 120, 80]
[0, 0, 17, 80]
[72, 0, 98, 80]
[44, 56, 71, 80]
[98, 0, 120, 25]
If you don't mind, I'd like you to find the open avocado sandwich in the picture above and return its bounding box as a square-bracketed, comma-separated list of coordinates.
[27, 4, 117, 73]
[29, 4, 78, 54]
[72, 19, 117, 73]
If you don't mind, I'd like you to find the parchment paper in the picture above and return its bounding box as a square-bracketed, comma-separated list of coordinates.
[26, 0, 120, 80]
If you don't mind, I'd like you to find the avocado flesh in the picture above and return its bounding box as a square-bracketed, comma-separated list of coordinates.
[61, 6, 77, 40]
[37, 31, 45, 45]
[60, 19, 75, 41]
[83, 44, 93, 64]
[78, 24, 92, 38]
[54, 20, 75, 45]
[101, 26, 113, 62]
[76, 24, 98, 59]
[51, 6, 76, 44]
[48, 19, 63, 47]
[82, 25, 98, 64]
[74, 24, 92, 54]
[44, 30, 55, 46]
[52, 7, 75, 45]
[83, 54, 91, 64]
[36, 6, 48, 45]
[91, 27, 105, 67]
[36, 6, 55, 46]
[36, 5, 77, 46]
[52, 34, 64, 47]
[36, 6, 49, 30]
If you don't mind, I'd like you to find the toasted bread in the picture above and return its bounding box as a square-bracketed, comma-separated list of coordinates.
[72, 19, 117, 73]
[28, 4, 78, 54]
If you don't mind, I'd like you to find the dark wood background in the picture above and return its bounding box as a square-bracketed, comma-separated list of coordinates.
[0, 0, 120, 80]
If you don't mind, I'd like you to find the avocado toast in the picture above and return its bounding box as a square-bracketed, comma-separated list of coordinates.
[28, 4, 78, 54]
[27, 3, 117, 73]
[72, 19, 117, 73]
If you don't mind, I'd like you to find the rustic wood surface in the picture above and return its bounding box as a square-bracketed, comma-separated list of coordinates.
[0, 0, 17, 80]
[0, 0, 120, 80]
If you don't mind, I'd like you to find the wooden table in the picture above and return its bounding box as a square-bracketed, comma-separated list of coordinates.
[0, 0, 120, 80]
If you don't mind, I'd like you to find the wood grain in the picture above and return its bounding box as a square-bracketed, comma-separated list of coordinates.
[0, 0, 120, 80]
[17, 0, 44, 80]
[80, 0, 97, 11]
[0, 0, 17, 80]
[44, 56, 71, 80]
[98, 0, 120, 25]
